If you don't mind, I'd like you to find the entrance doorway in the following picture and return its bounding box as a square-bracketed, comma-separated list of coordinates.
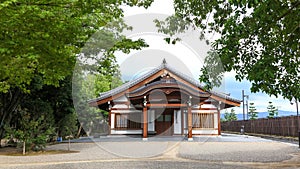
[155, 109, 173, 136]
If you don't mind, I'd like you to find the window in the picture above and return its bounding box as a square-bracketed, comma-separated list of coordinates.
[116, 114, 128, 128]
[192, 113, 214, 128]
[115, 113, 141, 129]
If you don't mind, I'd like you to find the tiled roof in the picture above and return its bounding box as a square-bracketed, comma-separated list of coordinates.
[88, 59, 241, 103]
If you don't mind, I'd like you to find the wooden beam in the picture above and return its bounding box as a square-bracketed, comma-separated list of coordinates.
[210, 95, 241, 107]
[146, 103, 187, 107]
[143, 107, 148, 140]
[188, 106, 193, 140]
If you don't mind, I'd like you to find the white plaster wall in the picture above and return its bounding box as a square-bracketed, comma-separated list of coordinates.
[201, 104, 217, 109]
[112, 104, 128, 109]
[183, 112, 187, 134]
[111, 114, 115, 129]
[110, 130, 142, 134]
[192, 129, 218, 135]
[214, 113, 218, 128]
[191, 110, 217, 113]
[173, 110, 181, 134]
[148, 110, 155, 131]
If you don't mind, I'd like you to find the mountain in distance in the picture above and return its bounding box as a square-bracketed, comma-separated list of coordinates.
[221, 110, 298, 120]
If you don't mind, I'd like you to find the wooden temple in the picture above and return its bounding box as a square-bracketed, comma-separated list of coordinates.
[89, 59, 241, 140]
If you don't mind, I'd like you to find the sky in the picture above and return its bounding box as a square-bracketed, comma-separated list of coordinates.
[113, 0, 297, 115]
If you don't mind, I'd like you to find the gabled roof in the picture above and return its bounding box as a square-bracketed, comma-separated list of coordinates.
[127, 78, 211, 98]
[88, 59, 241, 106]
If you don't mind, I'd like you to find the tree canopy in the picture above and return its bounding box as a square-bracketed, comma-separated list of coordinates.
[0, 0, 154, 147]
[0, 0, 152, 93]
[157, 0, 300, 101]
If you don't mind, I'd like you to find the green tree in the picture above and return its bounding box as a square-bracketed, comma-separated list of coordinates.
[73, 71, 119, 136]
[248, 102, 258, 120]
[224, 109, 237, 122]
[220, 117, 226, 123]
[267, 101, 278, 118]
[0, 0, 154, 144]
[59, 112, 78, 138]
[58, 112, 78, 151]
[156, 0, 300, 101]
[6, 110, 55, 155]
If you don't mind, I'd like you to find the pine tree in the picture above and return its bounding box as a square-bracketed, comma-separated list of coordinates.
[267, 101, 278, 118]
[224, 109, 237, 121]
[249, 102, 258, 120]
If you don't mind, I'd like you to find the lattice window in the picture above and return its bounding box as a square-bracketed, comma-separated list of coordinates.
[116, 114, 128, 128]
[115, 113, 141, 129]
[192, 113, 214, 128]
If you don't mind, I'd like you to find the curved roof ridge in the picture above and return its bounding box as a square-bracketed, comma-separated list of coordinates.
[88, 59, 241, 103]
[88, 66, 163, 102]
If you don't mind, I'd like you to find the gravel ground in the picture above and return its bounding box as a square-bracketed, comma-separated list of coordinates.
[0, 134, 299, 169]
[179, 142, 299, 162]
[0, 161, 253, 169]
[0, 143, 119, 165]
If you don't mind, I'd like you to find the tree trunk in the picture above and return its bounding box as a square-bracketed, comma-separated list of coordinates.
[23, 141, 26, 155]
[76, 123, 82, 138]
[0, 89, 23, 142]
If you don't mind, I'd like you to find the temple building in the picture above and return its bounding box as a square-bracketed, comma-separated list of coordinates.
[89, 59, 241, 140]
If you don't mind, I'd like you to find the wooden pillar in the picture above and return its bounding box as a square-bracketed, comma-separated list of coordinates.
[143, 106, 148, 140]
[107, 101, 112, 134]
[181, 108, 184, 135]
[108, 109, 111, 135]
[188, 106, 193, 141]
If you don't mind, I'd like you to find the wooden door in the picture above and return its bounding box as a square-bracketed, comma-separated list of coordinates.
[155, 109, 173, 136]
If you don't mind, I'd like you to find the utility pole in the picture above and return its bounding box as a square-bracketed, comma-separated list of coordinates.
[242, 90, 245, 121]
[242, 90, 249, 121]
[246, 100, 249, 120]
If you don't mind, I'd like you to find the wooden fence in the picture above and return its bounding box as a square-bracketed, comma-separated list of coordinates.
[221, 116, 300, 137]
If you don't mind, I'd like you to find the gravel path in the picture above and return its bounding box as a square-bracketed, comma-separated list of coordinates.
[179, 142, 299, 162]
[0, 134, 299, 168]
[0, 143, 119, 165]
[0, 160, 253, 169]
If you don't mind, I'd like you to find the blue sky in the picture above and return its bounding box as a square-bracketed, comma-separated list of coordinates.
[113, 0, 298, 115]
[223, 74, 296, 114]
